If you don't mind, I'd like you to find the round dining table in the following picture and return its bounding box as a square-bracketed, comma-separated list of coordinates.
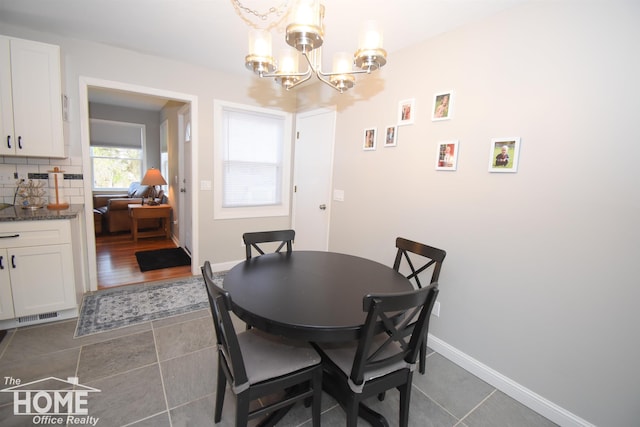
[223, 250, 413, 342]
[223, 250, 415, 427]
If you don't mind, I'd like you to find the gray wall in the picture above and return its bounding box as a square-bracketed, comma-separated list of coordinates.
[298, 1, 639, 426]
[3, 1, 639, 425]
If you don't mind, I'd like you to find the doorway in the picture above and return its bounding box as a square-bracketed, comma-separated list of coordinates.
[79, 77, 199, 292]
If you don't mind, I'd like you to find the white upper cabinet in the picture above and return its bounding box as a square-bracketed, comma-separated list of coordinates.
[0, 35, 65, 158]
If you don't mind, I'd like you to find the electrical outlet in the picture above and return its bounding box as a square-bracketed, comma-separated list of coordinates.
[432, 301, 440, 317]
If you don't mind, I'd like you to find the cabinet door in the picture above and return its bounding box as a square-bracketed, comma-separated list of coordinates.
[8, 38, 64, 157]
[0, 37, 14, 156]
[0, 249, 15, 320]
[9, 244, 75, 317]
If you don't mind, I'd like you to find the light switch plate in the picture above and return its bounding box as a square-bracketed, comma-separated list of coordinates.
[200, 180, 212, 191]
[333, 189, 344, 201]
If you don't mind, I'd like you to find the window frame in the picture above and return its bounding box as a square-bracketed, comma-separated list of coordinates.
[213, 100, 293, 219]
[89, 119, 146, 192]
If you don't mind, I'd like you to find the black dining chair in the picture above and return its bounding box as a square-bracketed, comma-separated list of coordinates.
[313, 284, 440, 427]
[201, 261, 322, 427]
[243, 229, 295, 260]
[393, 237, 446, 374]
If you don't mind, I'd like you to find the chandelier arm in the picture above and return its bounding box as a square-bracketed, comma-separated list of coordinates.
[317, 68, 371, 78]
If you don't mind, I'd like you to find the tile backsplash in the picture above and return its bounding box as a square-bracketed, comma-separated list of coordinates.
[0, 156, 85, 206]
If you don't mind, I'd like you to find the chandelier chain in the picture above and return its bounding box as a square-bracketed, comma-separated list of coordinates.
[232, 0, 289, 21]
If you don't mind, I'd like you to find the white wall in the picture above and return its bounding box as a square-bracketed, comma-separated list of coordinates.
[298, 1, 639, 426]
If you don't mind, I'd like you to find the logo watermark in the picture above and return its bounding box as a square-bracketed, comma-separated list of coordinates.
[1, 376, 100, 425]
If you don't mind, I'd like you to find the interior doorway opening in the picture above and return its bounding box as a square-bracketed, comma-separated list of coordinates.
[79, 77, 199, 292]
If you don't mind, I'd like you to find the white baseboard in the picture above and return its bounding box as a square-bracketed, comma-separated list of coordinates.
[427, 334, 594, 427]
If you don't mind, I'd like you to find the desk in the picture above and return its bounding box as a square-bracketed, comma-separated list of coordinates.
[127, 204, 171, 242]
[223, 251, 413, 426]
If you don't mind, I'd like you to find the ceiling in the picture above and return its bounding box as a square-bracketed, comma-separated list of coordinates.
[0, 0, 530, 109]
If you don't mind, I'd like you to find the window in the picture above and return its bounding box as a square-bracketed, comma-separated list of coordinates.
[89, 119, 145, 190]
[91, 146, 143, 189]
[214, 100, 292, 219]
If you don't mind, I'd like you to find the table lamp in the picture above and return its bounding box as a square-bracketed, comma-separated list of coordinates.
[140, 167, 166, 206]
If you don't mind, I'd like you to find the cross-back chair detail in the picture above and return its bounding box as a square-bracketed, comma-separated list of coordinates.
[393, 237, 446, 289]
[393, 237, 446, 375]
[201, 261, 322, 427]
[314, 284, 439, 427]
[243, 229, 295, 260]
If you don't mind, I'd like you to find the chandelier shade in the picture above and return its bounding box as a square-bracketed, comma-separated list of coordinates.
[237, 0, 388, 93]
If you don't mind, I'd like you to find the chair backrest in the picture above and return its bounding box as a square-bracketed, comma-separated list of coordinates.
[350, 283, 439, 389]
[393, 237, 446, 289]
[201, 261, 249, 390]
[243, 229, 295, 260]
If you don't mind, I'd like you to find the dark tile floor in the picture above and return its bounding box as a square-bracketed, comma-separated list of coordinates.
[0, 309, 557, 426]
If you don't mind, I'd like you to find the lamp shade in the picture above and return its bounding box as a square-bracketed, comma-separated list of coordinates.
[141, 168, 167, 186]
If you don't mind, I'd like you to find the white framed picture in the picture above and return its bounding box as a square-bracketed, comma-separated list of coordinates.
[488, 137, 521, 172]
[397, 99, 415, 126]
[363, 127, 377, 151]
[384, 125, 397, 147]
[432, 91, 454, 121]
[435, 140, 459, 171]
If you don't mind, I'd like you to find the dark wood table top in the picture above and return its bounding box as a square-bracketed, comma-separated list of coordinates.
[223, 250, 413, 342]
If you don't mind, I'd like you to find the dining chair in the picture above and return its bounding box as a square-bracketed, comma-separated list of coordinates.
[201, 261, 322, 427]
[313, 283, 440, 427]
[393, 237, 446, 374]
[243, 229, 295, 260]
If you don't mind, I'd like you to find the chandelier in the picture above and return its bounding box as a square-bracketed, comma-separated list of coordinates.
[238, 0, 388, 93]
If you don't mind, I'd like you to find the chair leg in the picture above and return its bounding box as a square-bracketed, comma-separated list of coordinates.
[214, 361, 226, 422]
[419, 341, 426, 374]
[398, 380, 413, 427]
[236, 392, 250, 427]
[312, 368, 322, 427]
[345, 395, 359, 427]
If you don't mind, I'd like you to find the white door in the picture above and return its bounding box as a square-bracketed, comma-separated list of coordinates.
[292, 108, 336, 250]
[178, 105, 193, 255]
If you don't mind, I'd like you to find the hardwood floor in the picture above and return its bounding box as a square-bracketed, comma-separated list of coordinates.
[96, 232, 194, 289]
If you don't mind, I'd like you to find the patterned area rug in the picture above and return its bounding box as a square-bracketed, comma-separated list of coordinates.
[74, 273, 225, 337]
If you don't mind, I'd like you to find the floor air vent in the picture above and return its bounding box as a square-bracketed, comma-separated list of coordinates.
[18, 311, 59, 323]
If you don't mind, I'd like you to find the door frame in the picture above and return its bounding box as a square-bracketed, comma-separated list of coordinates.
[177, 103, 192, 255]
[78, 76, 199, 291]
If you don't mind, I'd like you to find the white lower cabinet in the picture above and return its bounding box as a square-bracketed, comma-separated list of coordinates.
[0, 220, 76, 322]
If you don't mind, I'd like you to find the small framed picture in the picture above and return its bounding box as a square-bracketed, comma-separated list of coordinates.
[489, 137, 521, 172]
[435, 140, 459, 171]
[384, 125, 397, 147]
[397, 99, 415, 126]
[432, 91, 454, 121]
[363, 127, 377, 151]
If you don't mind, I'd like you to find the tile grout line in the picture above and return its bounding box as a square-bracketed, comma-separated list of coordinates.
[151, 320, 174, 427]
[455, 388, 497, 426]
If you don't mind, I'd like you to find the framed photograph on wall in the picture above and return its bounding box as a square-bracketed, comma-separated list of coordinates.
[435, 140, 459, 171]
[384, 125, 397, 147]
[488, 137, 521, 172]
[397, 99, 415, 126]
[363, 127, 377, 151]
[432, 91, 454, 121]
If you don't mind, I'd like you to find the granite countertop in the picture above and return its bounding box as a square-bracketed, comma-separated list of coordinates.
[0, 204, 83, 221]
